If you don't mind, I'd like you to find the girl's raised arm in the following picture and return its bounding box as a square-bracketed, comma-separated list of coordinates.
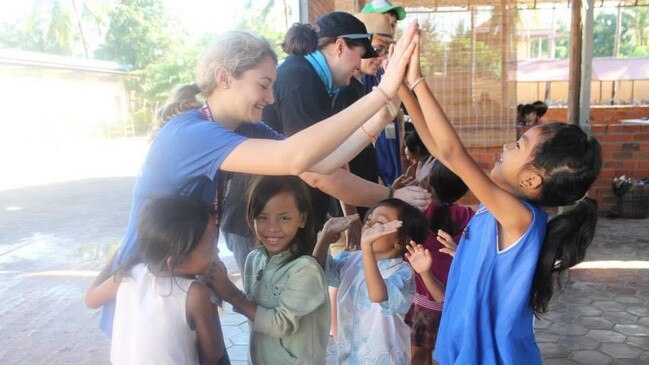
[405, 37, 532, 246]
[220, 22, 420, 176]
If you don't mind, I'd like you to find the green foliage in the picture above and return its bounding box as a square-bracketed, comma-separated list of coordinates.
[94, 0, 173, 69]
[0, 0, 108, 56]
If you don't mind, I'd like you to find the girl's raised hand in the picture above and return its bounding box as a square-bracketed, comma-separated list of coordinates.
[361, 220, 403, 247]
[321, 214, 360, 244]
[405, 31, 423, 87]
[405, 241, 432, 274]
[378, 20, 419, 97]
[437, 229, 457, 257]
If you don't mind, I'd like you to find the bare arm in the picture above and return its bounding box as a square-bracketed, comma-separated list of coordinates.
[312, 216, 359, 267]
[407, 36, 532, 247]
[360, 220, 403, 303]
[220, 22, 420, 176]
[300, 168, 430, 210]
[84, 251, 118, 308]
[187, 282, 227, 364]
[405, 242, 445, 302]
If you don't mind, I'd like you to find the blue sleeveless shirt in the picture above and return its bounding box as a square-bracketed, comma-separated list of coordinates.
[434, 201, 547, 365]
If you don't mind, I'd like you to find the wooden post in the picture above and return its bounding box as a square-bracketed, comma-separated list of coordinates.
[580, 0, 594, 127]
[567, 0, 582, 125]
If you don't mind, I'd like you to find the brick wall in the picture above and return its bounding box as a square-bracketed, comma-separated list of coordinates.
[544, 106, 649, 125]
[460, 124, 649, 212]
[589, 123, 649, 212]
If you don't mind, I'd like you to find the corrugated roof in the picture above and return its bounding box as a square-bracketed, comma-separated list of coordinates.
[0, 49, 132, 74]
[516, 57, 649, 81]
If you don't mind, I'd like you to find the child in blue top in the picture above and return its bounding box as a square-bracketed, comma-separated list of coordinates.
[399, 35, 602, 365]
[313, 198, 428, 365]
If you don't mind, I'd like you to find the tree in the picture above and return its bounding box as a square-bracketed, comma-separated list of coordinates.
[94, 0, 174, 69]
[0, 0, 108, 56]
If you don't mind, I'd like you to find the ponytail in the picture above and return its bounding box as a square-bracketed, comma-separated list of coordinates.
[282, 23, 318, 55]
[530, 197, 598, 314]
[158, 84, 202, 124]
[428, 159, 469, 236]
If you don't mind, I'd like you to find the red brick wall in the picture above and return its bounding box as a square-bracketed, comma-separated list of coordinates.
[460, 124, 649, 212]
[589, 123, 649, 212]
[544, 106, 649, 125]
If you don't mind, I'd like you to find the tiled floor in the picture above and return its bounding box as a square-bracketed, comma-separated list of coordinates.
[218, 218, 649, 364]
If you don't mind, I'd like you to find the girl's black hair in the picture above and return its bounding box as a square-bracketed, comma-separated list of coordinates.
[405, 131, 430, 159]
[247, 175, 316, 262]
[282, 22, 368, 56]
[117, 196, 214, 277]
[428, 159, 469, 236]
[520, 104, 536, 117]
[365, 198, 428, 257]
[527, 123, 602, 315]
[532, 100, 548, 117]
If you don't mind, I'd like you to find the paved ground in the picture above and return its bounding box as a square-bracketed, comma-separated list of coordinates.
[1, 138, 648, 364]
[217, 218, 649, 365]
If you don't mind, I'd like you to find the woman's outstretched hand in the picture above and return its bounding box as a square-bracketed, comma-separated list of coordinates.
[378, 20, 419, 97]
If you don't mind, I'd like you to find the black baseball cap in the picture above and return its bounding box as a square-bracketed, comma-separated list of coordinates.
[316, 12, 378, 59]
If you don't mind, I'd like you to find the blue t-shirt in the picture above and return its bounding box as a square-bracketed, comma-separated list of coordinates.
[99, 109, 282, 336]
[434, 201, 547, 365]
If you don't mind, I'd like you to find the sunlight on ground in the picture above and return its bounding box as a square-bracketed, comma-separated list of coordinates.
[573, 260, 649, 269]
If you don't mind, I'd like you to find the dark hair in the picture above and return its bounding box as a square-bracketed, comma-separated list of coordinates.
[247, 176, 316, 262]
[428, 160, 469, 236]
[118, 196, 214, 277]
[532, 100, 548, 117]
[520, 104, 536, 117]
[282, 22, 368, 56]
[405, 132, 430, 160]
[527, 123, 602, 315]
[365, 198, 428, 257]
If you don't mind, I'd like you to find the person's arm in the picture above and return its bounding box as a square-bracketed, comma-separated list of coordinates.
[300, 168, 430, 210]
[305, 98, 401, 173]
[207, 261, 257, 320]
[405, 34, 532, 247]
[220, 22, 419, 176]
[186, 282, 228, 364]
[84, 251, 118, 308]
[313, 216, 359, 267]
[359, 220, 403, 302]
[405, 242, 445, 302]
[85, 275, 120, 308]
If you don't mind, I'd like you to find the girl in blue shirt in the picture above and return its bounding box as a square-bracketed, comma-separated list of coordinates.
[399, 36, 602, 365]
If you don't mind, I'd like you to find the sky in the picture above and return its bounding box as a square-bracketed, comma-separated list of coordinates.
[0, 0, 300, 40]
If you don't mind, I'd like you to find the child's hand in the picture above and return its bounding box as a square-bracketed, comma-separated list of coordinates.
[406, 31, 423, 87]
[322, 214, 360, 244]
[437, 229, 457, 257]
[391, 174, 417, 190]
[361, 220, 403, 247]
[405, 241, 432, 274]
[207, 260, 237, 301]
